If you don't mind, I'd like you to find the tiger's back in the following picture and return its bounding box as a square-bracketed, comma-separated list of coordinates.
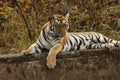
[62, 32, 120, 52]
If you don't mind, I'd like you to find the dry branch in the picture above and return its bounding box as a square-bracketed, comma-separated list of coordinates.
[14, 0, 32, 40]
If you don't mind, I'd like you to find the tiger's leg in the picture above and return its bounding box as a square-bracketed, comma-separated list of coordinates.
[89, 32, 120, 47]
[89, 43, 115, 51]
[46, 43, 63, 69]
[22, 43, 42, 54]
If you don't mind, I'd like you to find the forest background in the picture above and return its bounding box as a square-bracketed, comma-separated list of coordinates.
[0, 0, 120, 54]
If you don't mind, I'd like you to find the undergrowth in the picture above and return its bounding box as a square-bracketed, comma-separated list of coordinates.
[0, 0, 120, 54]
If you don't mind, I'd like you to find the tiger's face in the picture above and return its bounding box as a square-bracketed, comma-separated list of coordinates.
[48, 13, 69, 38]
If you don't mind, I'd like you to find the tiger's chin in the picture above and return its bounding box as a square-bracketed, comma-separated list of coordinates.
[48, 32, 66, 38]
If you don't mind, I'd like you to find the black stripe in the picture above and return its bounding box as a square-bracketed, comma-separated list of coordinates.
[94, 44, 97, 49]
[86, 45, 89, 49]
[36, 43, 41, 49]
[96, 34, 101, 42]
[69, 39, 74, 50]
[88, 34, 91, 38]
[89, 43, 93, 49]
[39, 39, 45, 47]
[75, 35, 86, 46]
[92, 33, 100, 43]
[103, 37, 107, 43]
[35, 46, 39, 53]
[50, 26, 53, 31]
[109, 39, 113, 43]
[69, 39, 73, 47]
[77, 40, 82, 50]
[42, 27, 50, 43]
[115, 41, 119, 47]
[71, 34, 78, 44]
[96, 35, 100, 43]
[81, 35, 88, 41]
[89, 33, 93, 41]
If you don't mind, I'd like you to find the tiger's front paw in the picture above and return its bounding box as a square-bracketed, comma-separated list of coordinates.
[22, 50, 31, 56]
[46, 55, 56, 69]
[22, 50, 33, 57]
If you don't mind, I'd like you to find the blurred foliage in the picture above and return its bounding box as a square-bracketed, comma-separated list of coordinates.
[0, 0, 120, 54]
[0, 0, 32, 54]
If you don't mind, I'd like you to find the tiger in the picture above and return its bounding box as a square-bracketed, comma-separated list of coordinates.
[22, 13, 120, 69]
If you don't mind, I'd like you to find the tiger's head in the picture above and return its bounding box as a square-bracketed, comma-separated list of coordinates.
[48, 13, 69, 38]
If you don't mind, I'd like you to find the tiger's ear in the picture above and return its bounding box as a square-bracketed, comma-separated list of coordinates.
[48, 15, 54, 22]
[65, 13, 69, 19]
